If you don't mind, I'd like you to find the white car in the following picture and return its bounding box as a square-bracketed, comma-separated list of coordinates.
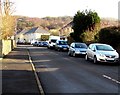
[85, 43, 119, 64]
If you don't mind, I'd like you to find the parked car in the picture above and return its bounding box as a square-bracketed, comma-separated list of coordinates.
[55, 40, 69, 51]
[68, 42, 88, 57]
[85, 43, 119, 64]
[42, 41, 48, 47]
[47, 39, 57, 49]
[33, 41, 38, 46]
[34, 41, 48, 47]
[37, 41, 43, 47]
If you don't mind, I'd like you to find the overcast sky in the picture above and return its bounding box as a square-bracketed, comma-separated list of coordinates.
[1, 0, 119, 19]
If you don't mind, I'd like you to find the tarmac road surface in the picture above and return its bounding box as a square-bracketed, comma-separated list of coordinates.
[28, 46, 120, 94]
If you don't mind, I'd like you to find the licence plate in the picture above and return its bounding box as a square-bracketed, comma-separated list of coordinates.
[63, 48, 67, 50]
[106, 58, 114, 60]
[81, 52, 86, 54]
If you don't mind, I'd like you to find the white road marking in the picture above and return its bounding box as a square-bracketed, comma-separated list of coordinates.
[103, 75, 120, 84]
[27, 48, 45, 95]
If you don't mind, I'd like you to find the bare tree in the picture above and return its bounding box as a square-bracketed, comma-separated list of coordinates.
[1, 0, 16, 39]
[0, 0, 2, 39]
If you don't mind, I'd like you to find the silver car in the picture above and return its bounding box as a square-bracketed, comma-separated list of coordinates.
[85, 43, 119, 64]
[68, 42, 88, 57]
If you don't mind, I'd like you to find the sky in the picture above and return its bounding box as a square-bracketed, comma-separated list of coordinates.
[1, 0, 120, 19]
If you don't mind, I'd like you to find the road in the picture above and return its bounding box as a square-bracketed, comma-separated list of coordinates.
[27, 46, 119, 94]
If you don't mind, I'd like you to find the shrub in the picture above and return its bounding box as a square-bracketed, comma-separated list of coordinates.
[98, 26, 120, 48]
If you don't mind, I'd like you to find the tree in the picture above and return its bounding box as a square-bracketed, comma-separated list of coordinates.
[97, 26, 120, 48]
[1, 0, 16, 39]
[71, 9, 100, 42]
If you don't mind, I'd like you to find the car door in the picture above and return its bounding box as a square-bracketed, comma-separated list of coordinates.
[87, 44, 92, 58]
[69, 43, 75, 54]
[87, 45, 95, 59]
[90, 45, 96, 60]
[55, 40, 59, 50]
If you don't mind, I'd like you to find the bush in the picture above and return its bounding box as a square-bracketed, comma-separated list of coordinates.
[98, 26, 120, 48]
[71, 10, 100, 42]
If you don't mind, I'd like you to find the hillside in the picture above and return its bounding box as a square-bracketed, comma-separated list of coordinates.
[16, 16, 73, 32]
[15, 16, 118, 33]
[100, 18, 118, 28]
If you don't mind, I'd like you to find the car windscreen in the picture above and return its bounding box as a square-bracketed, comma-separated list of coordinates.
[75, 43, 87, 48]
[43, 42, 48, 44]
[59, 41, 68, 45]
[51, 39, 57, 43]
[96, 45, 114, 51]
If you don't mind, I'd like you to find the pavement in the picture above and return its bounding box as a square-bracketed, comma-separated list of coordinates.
[2, 45, 40, 95]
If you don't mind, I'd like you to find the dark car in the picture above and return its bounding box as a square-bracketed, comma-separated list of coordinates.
[55, 40, 69, 51]
[37, 41, 48, 47]
[42, 41, 48, 47]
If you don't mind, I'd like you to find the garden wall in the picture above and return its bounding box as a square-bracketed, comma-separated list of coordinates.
[0, 40, 16, 59]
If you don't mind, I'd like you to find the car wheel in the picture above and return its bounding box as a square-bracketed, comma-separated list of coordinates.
[47, 46, 49, 49]
[57, 48, 60, 51]
[93, 56, 97, 64]
[73, 52, 76, 57]
[55, 47, 57, 51]
[85, 54, 89, 61]
[68, 51, 71, 56]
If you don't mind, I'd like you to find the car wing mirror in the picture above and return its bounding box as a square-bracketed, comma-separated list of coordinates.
[92, 49, 96, 52]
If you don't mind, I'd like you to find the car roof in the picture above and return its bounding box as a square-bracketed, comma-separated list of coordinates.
[57, 40, 67, 41]
[72, 42, 86, 44]
[90, 43, 111, 46]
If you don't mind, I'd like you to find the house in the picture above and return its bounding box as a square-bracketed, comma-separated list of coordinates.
[59, 21, 73, 36]
[15, 29, 29, 43]
[24, 27, 51, 43]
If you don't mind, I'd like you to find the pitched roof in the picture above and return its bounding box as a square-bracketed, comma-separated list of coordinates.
[24, 27, 50, 35]
[24, 27, 38, 35]
[16, 29, 29, 35]
[35, 28, 50, 34]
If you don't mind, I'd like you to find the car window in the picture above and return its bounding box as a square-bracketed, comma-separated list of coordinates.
[59, 41, 67, 45]
[96, 45, 114, 51]
[75, 43, 87, 48]
[91, 45, 95, 50]
[70, 43, 74, 47]
[88, 44, 92, 49]
[43, 42, 48, 44]
[51, 39, 57, 43]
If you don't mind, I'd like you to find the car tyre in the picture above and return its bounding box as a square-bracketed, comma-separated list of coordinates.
[73, 52, 76, 57]
[57, 48, 60, 51]
[93, 56, 98, 64]
[68, 51, 71, 56]
[85, 54, 89, 61]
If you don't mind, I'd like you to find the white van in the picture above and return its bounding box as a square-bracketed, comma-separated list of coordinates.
[47, 36, 67, 49]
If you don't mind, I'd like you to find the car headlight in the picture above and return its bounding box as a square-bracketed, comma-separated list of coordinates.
[116, 53, 119, 58]
[67, 45, 69, 48]
[58, 45, 62, 48]
[75, 49, 80, 53]
[98, 53, 106, 58]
